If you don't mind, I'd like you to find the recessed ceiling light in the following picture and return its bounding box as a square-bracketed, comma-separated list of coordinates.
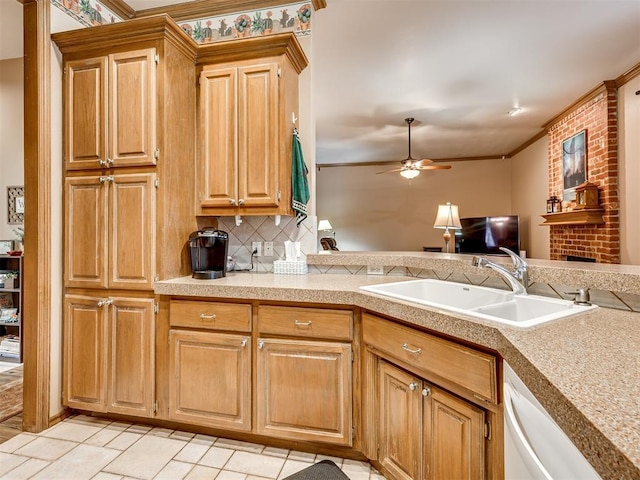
[507, 107, 523, 116]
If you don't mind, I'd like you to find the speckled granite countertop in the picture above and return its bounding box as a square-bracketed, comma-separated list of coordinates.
[155, 272, 640, 480]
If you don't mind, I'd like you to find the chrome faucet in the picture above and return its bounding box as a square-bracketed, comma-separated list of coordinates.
[472, 247, 529, 295]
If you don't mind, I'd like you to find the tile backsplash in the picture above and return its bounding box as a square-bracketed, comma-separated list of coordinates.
[217, 215, 317, 273]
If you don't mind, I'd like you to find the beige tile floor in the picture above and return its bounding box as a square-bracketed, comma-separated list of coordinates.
[0, 415, 384, 480]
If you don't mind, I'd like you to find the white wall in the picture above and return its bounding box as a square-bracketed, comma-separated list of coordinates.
[0, 57, 24, 242]
[510, 137, 550, 260]
[50, 45, 64, 417]
[618, 75, 640, 265]
[316, 159, 512, 251]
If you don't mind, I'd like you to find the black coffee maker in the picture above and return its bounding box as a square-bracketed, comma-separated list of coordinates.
[189, 229, 229, 279]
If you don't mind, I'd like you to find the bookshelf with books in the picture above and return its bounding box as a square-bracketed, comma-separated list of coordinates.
[0, 253, 22, 362]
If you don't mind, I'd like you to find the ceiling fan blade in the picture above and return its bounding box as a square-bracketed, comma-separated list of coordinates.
[417, 158, 434, 166]
[417, 165, 452, 170]
[376, 167, 404, 174]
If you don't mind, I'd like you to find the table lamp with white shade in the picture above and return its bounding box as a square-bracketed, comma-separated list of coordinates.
[433, 203, 462, 253]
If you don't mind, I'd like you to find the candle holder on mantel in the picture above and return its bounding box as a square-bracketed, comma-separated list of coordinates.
[573, 181, 600, 210]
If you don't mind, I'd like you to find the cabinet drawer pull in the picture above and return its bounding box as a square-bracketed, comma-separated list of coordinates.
[258, 339, 264, 349]
[229, 199, 236, 205]
[97, 298, 112, 308]
[241, 338, 248, 348]
[238, 199, 245, 205]
[98, 159, 107, 167]
[199, 313, 217, 320]
[402, 343, 422, 354]
[294, 320, 312, 327]
[409, 382, 418, 391]
[422, 386, 431, 397]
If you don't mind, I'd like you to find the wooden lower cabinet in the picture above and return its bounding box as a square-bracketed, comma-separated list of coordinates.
[256, 337, 352, 446]
[169, 330, 251, 431]
[64, 294, 155, 416]
[378, 360, 486, 480]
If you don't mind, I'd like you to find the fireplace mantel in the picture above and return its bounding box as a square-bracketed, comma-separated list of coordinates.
[540, 209, 605, 225]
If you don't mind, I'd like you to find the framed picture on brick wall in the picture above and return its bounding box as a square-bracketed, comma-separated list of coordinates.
[7, 186, 24, 225]
[562, 130, 587, 201]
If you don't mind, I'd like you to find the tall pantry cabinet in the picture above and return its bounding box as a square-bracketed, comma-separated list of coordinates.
[52, 16, 198, 417]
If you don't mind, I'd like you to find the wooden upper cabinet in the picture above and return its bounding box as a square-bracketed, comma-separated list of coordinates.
[199, 62, 279, 211]
[64, 48, 156, 171]
[65, 57, 108, 170]
[197, 33, 308, 216]
[199, 67, 237, 208]
[108, 49, 157, 168]
[64, 173, 156, 290]
[237, 63, 279, 208]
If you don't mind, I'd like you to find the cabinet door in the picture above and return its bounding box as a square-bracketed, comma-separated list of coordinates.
[107, 297, 155, 417]
[109, 173, 156, 290]
[378, 361, 423, 480]
[64, 176, 108, 289]
[256, 337, 352, 446]
[64, 57, 108, 171]
[108, 49, 156, 168]
[237, 63, 280, 208]
[424, 385, 485, 480]
[64, 294, 108, 412]
[169, 330, 251, 431]
[199, 67, 237, 208]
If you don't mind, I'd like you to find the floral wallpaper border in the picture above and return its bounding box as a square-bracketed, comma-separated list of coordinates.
[177, 2, 311, 44]
[51, 0, 311, 43]
[52, 0, 123, 27]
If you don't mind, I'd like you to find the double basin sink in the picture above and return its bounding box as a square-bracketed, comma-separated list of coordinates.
[360, 279, 597, 328]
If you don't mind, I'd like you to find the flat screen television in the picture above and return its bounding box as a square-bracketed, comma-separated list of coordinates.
[457, 216, 520, 256]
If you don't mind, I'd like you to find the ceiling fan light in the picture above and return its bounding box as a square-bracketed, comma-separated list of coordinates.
[400, 169, 420, 179]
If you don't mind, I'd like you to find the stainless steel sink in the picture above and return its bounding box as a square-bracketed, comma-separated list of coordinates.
[360, 279, 597, 328]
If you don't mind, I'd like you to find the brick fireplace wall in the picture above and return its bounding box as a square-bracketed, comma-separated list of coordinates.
[547, 82, 620, 263]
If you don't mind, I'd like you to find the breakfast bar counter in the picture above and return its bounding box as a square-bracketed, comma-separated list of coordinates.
[156, 267, 640, 480]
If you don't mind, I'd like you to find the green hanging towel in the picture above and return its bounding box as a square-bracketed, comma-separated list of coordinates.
[291, 129, 310, 227]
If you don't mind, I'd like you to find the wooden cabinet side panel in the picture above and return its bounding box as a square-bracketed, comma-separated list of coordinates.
[237, 63, 279, 207]
[65, 57, 107, 170]
[378, 360, 423, 480]
[64, 176, 108, 289]
[424, 386, 485, 480]
[109, 173, 156, 290]
[64, 295, 107, 411]
[108, 297, 155, 417]
[199, 67, 237, 208]
[256, 338, 352, 445]
[169, 330, 251, 431]
[109, 48, 156, 167]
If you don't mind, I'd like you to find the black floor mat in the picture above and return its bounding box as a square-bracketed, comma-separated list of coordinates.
[283, 460, 351, 480]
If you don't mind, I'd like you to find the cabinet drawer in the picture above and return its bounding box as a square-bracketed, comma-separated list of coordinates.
[170, 300, 252, 332]
[258, 306, 353, 341]
[363, 313, 497, 404]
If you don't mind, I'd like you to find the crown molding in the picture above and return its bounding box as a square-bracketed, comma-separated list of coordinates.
[134, 0, 305, 21]
[196, 31, 308, 73]
[52, 14, 197, 58]
[615, 61, 640, 88]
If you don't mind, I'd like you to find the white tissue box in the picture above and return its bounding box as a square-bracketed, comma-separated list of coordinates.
[273, 260, 308, 275]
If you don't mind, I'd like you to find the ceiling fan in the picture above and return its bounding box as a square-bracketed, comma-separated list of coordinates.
[377, 117, 451, 179]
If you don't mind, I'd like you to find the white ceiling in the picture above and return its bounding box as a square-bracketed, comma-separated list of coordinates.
[313, 0, 640, 165]
[2, 0, 639, 167]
